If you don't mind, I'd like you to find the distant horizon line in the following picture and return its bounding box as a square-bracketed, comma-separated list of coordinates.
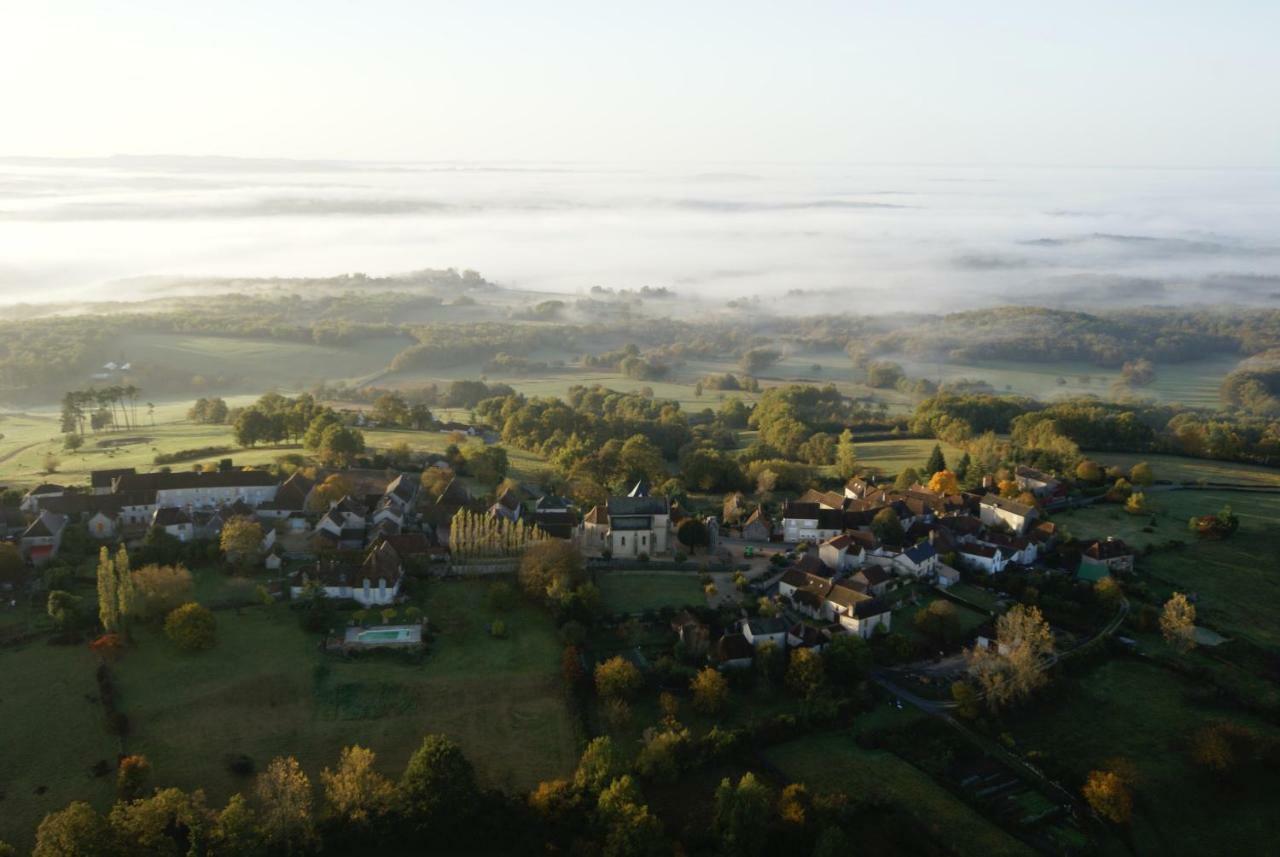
[1, 153, 1277, 173]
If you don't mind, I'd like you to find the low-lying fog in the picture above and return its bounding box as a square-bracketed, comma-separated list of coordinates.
[1, 156, 1278, 313]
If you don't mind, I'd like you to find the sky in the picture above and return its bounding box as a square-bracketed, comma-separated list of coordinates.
[2, 1, 1278, 168]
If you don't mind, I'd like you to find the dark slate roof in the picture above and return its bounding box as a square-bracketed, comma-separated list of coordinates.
[90, 468, 136, 490]
[745, 616, 789, 636]
[782, 501, 820, 520]
[533, 510, 577, 539]
[22, 511, 67, 538]
[386, 473, 417, 502]
[116, 470, 277, 493]
[852, 597, 891, 618]
[25, 484, 67, 496]
[816, 508, 845, 529]
[362, 541, 404, 584]
[377, 533, 436, 556]
[610, 514, 655, 531]
[265, 472, 313, 510]
[903, 542, 937, 563]
[1085, 538, 1133, 560]
[855, 565, 892, 586]
[842, 509, 878, 530]
[717, 633, 755, 662]
[793, 553, 833, 577]
[152, 507, 192, 527]
[980, 493, 1035, 517]
[826, 583, 869, 610]
[536, 495, 572, 511]
[607, 495, 668, 516]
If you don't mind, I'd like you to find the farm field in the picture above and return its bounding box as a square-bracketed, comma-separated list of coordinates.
[1054, 490, 1280, 648]
[0, 400, 277, 490]
[121, 332, 411, 393]
[1008, 658, 1280, 856]
[0, 578, 578, 850]
[1088, 452, 1280, 487]
[763, 728, 1034, 857]
[596, 571, 706, 614]
[894, 354, 1239, 408]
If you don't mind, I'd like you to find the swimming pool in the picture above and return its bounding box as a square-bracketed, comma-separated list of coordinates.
[344, 625, 422, 646]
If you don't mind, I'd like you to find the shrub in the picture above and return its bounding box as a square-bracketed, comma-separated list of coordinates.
[594, 656, 643, 700]
[164, 602, 217, 651]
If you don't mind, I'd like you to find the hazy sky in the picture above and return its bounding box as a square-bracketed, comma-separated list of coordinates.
[3, 1, 1277, 167]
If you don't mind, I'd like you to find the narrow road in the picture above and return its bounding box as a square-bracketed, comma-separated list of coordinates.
[873, 598, 1131, 823]
[0, 440, 42, 464]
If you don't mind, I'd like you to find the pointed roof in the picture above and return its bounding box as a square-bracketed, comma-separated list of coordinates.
[627, 478, 651, 498]
[22, 510, 67, 539]
[386, 473, 417, 502]
[361, 540, 404, 583]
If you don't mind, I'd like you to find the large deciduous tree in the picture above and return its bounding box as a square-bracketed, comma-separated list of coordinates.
[966, 604, 1055, 711]
[399, 734, 479, 835]
[1160, 592, 1197, 653]
[320, 745, 394, 826]
[255, 756, 317, 854]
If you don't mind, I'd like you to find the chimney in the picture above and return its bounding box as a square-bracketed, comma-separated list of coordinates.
[982, 475, 994, 489]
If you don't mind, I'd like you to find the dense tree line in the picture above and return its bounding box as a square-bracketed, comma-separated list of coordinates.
[913, 392, 1280, 468]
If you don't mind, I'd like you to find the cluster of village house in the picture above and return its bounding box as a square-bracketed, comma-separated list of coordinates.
[4, 459, 1133, 665]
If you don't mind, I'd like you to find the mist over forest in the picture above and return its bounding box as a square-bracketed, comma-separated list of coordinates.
[2, 156, 1279, 312]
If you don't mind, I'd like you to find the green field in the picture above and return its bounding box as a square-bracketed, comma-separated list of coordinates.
[895, 354, 1239, 408]
[122, 332, 411, 393]
[0, 578, 577, 850]
[1089, 452, 1280, 487]
[763, 728, 1034, 857]
[836, 437, 968, 479]
[1009, 658, 1280, 855]
[0, 399, 278, 490]
[1054, 490, 1280, 648]
[596, 572, 706, 614]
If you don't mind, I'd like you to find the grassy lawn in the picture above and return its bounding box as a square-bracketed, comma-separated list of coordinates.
[0, 580, 576, 850]
[1009, 658, 1280, 855]
[763, 727, 1034, 857]
[0, 643, 121, 850]
[0, 397, 268, 490]
[596, 572, 706, 614]
[1055, 490, 1280, 649]
[889, 591, 990, 650]
[830, 437, 968, 479]
[1088, 452, 1280, 487]
[945, 582, 1005, 613]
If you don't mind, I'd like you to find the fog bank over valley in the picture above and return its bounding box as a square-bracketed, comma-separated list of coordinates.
[1, 156, 1278, 313]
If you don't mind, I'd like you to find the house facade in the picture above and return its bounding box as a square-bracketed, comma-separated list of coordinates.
[581, 482, 671, 558]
